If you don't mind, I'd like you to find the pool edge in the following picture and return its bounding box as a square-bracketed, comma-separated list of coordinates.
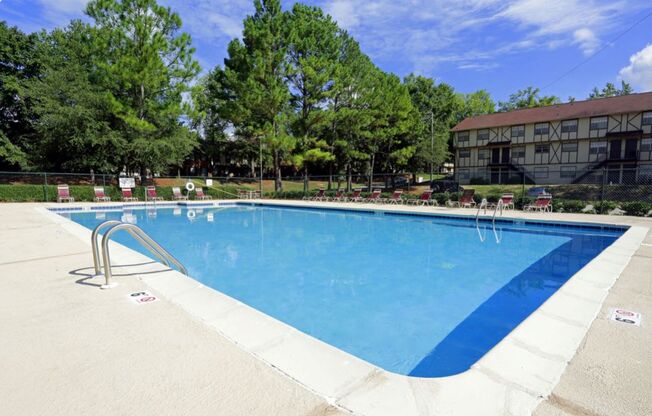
[36, 202, 648, 416]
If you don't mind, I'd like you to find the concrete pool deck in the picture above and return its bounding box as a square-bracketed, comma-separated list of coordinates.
[1, 201, 651, 415]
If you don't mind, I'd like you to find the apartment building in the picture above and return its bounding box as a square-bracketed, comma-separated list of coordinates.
[451, 92, 652, 184]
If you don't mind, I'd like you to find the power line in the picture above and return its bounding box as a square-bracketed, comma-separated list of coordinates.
[542, 8, 652, 91]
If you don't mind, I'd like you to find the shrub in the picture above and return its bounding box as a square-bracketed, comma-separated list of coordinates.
[469, 177, 488, 185]
[620, 201, 652, 217]
[594, 200, 619, 213]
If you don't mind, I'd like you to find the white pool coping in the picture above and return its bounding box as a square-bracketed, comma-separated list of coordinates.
[36, 200, 649, 416]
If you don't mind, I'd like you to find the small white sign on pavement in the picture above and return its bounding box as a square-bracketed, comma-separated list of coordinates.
[128, 291, 159, 305]
[609, 308, 642, 326]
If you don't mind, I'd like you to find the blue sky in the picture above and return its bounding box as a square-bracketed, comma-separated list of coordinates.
[2, 0, 652, 102]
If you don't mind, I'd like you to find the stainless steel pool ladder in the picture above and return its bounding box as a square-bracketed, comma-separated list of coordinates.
[476, 199, 504, 224]
[91, 220, 188, 289]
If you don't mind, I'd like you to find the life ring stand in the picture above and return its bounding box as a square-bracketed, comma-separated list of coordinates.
[185, 181, 195, 192]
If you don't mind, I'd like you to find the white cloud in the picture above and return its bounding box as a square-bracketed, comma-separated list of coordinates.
[619, 44, 652, 91]
[573, 28, 600, 55]
[324, 1, 360, 29]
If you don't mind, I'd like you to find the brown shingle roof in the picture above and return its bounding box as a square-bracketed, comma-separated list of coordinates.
[451, 91, 652, 132]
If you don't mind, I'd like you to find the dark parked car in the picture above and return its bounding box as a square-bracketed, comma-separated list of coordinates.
[430, 179, 460, 193]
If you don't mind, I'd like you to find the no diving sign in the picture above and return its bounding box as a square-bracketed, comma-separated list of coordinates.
[609, 308, 642, 326]
[129, 291, 159, 305]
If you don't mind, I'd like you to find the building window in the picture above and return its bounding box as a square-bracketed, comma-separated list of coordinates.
[639, 165, 652, 181]
[534, 123, 549, 135]
[457, 131, 469, 145]
[477, 129, 489, 141]
[478, 149, 490, 160]
[562, 142, 578, 153]
[534, 167, 549, 179]
[641, 138, 652, 152]
[535, 144, 550, 154]
[643, 112, 652, 125]
[560, 166, 577, 178]
[511, 146, 525, 159]
[590, 116, 608, 130]
[511, 125, 525, 138]
[561, 119, 578, 133]
[458, 169, 470, 180]
[590, 141, 607, 154]
[459, 150, 470, 159]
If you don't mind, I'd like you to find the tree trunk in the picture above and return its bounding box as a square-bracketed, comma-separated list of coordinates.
[368, 153, 375, 191]
[250, 160, 256, 178]
[274, 149, 282, 192]
[347, 163, 352, 191]
[328, 162, 333, 190]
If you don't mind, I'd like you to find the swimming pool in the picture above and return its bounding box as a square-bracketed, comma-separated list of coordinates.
[63, 204, 625, 377]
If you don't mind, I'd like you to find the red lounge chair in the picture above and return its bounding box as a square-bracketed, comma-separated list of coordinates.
[303, 189, 326, 201]
[363, 189, 382, 203]
[195, 188, 212, 200]
[451, 189, 476, 208]
[146, 186, 163, 201]
[121, 188, 138, 202]
[499, 193, 514, 210]
[334, 189, 347, 202]
[93, 186, 111, 202]
[524, 194, 553, 212]
[57, 185, 74, 203]
[346, 189, 363, 202]
[383, 189, 404, 204]
[408, 190, 436, 206]
[172, 186, 188, 201]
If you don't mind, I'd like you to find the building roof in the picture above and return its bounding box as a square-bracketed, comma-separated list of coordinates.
[451, 91, 652, 132]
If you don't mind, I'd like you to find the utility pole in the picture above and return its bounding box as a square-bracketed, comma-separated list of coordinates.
[430, 110, 434, 184]
[259, 135, 263, 194]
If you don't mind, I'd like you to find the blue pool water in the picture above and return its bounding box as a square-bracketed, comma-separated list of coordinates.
[64, 204, 624, 377]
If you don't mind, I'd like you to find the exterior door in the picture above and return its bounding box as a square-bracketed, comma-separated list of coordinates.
[490, 168, 500, 184]
[609, 139, 622, 160]
[501, 147, 510, 164]
[491, 148, 500, 164]
[625, 139, 638, 159]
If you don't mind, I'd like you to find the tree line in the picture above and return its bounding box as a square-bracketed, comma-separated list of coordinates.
[0, 0, 634, 190]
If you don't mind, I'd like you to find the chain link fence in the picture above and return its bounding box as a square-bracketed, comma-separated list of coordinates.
[2, 168, 651, 216]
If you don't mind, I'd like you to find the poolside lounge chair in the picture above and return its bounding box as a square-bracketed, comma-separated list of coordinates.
[93, 186, 111, 202]
[408, 190, 436, 206]
[363, 189, 382, 203]
[347, 189, 363, 202]
[330, 189, 345, 202]
[383, 189, 404, 204]
[524, 194, 552, 212]
[172, 186, 188, 201]
[303, 189, 326, 201]
[450, 189, 476, 208]
[121, 188, 138, 202]
[499, 193, 514, 210]
[195, 188, 212, 200]
[146, 186, 163, 201]
[57, 185, 74, 203]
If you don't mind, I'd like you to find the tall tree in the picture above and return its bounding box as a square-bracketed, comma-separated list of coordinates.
[0, 23, 38, 169]
[286, 4, 340, 177]
[498, 87, 560, 112]
[455, 90, 495, 122]
[23, 21, 125, 172]
[85, 0, 201, 176]
[403, 74, 457, 179]
[220, 0, 293, 191]
[588, 81, 633, 99]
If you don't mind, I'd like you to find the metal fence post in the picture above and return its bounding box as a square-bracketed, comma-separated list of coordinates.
[43, 172, 48, 202]
[600, 167, 606, 214]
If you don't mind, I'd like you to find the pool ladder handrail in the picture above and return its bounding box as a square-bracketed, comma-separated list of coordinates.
[91, 220, 188, 289]
[476, 199, 504, 224]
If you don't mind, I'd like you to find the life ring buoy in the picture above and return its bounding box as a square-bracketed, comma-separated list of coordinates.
[185, 181, 195, 192]
[187, 210, 196, 219]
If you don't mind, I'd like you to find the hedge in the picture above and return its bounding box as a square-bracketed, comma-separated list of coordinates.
[0, 184, 239, 202]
